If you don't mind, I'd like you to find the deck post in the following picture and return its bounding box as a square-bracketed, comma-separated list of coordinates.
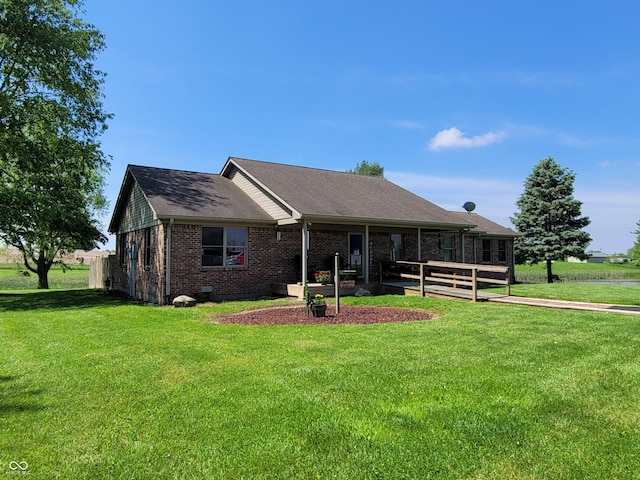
[506, 268, 511, 296]
[471, 267, 477, 302]
[419, 263, 425, 297]
[334, 252, 340, 314]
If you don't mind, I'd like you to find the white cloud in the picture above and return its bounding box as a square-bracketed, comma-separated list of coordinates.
[427, 127, 507, 151]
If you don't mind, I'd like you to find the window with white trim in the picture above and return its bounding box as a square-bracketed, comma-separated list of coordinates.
[202, 227, 247, 267]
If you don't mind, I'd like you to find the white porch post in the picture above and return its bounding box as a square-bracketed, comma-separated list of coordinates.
[364, 225, 370, 284]
[301, 221, 309, 287]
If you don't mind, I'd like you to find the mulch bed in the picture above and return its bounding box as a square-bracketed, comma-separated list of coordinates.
[210, 304, 437, 325]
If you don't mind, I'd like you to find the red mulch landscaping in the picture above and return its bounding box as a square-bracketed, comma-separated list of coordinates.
[211, 304, 437, 325]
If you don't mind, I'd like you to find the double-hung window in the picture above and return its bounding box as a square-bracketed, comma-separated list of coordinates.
[498, 239, 507, 262]
[443, 235, 455, 262]
[144, 228, 152, 267]
[119, 234, 127, 265]
[482, 239, 492, 262]
[202, 227, 247, 267]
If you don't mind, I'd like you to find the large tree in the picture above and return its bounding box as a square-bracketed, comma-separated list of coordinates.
[0, 0, 110, 288]
[347, 160, 384, 177]
[511, 157, 591, 283]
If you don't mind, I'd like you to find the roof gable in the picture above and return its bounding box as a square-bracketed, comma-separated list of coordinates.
[109, 165, 272, 232]
[224, 157, 473, 228]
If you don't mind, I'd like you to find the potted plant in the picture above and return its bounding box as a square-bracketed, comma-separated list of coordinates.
[314, 271, 331, 285]
[311, 294, 326, 317]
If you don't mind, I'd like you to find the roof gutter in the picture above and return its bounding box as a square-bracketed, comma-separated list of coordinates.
[299, 214, 476, 230]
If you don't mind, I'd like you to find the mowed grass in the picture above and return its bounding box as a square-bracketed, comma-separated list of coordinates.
[0, 263, 89, 290]
[2, 290, 640, 479]
[509, 282, 640, 305]
[515, 260, 640, 283]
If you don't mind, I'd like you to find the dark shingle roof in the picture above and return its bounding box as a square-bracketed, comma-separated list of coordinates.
[109, 165, 272, 231]
[449, 212, 518, 237]
[227, 158, 473, 228]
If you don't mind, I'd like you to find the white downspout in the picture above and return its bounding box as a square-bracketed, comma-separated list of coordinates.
[166, 218, 174, 303]
[302, 221, 309, 289]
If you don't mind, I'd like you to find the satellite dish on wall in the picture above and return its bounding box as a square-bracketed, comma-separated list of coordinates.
[463, 201, 476, 213]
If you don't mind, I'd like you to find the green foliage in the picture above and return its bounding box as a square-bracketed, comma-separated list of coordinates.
[347, 159, 384, 177]
[2, 291, 640, 478]
[512, 157, 591, 282]
[0, 0, 110, 288]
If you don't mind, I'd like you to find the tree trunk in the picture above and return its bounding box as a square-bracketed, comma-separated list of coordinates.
[546, 259, 554, 283]
[37, 270, 49, 289]
[36, 253, 50, 289]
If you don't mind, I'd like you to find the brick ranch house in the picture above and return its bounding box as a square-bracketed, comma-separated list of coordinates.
[107, 157, 518, 304]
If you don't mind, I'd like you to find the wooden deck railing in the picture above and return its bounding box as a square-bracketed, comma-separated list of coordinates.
[379, 260, 510, 302]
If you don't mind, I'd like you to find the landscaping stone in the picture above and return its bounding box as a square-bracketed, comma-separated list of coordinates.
[355, 288, 372, 297]
[173, 295, 197, 307]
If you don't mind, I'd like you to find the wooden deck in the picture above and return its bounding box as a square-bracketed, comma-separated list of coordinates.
[381, 281, 507, 301]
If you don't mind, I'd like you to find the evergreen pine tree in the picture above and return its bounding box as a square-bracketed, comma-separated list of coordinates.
[511, 157, 591, 283]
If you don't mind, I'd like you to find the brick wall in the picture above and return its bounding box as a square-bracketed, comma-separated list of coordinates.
[114, 223, 515, 303]
[169, 224, 304, 302]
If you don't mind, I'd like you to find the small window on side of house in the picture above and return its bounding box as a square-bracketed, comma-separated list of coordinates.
[498, 239, 507, 262]
[119, 233, 127, 265]
[443, 235, 455, 262]
[482, 239, 492, 262]
[144, 228, 152, 267]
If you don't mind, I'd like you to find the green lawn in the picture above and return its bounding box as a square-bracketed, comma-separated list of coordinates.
[2, 290, 640, 479]
[515, 260, 640, 283]
[0, 263, 90, 290]
[509, 282, 640, 305]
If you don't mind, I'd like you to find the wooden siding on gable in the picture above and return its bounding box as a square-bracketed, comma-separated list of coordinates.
[227, 167, 294, 221]
[119, 183, 160, 233]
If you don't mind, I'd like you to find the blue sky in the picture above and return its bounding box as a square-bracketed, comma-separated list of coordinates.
[85, 1, 640, 254]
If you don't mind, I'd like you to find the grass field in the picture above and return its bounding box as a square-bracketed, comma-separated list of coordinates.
[0, 263, 90, 290]
[1, 260, 638, 291]
[515, 260, 640, 283]
[2, 289, 640, 479]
